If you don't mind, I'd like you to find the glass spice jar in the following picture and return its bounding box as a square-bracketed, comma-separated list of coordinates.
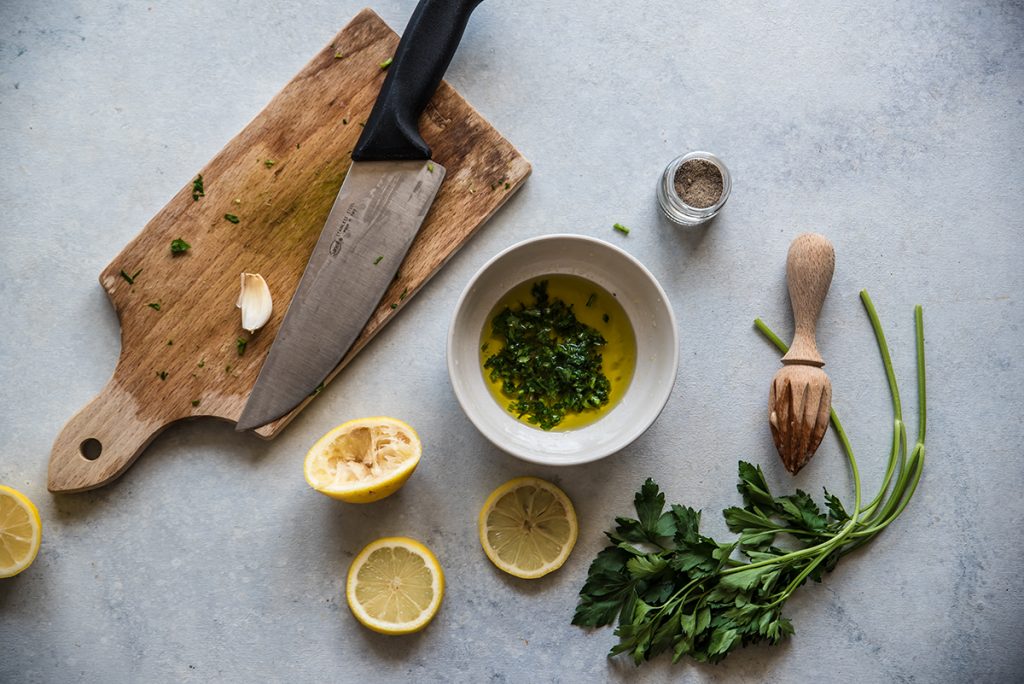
[656, 151, 732, 226]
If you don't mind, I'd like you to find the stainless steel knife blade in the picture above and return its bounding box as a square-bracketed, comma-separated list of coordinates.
[235, 159, 445, 431]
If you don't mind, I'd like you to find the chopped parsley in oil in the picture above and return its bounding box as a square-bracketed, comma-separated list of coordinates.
[483, 280, 611, 430]
[170, 238, 191, 254]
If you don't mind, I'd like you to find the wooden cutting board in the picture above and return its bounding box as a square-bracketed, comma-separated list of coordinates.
[48, 8, 530, 493]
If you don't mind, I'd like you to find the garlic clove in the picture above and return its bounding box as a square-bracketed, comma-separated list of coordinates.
[237, 273, 273, 333]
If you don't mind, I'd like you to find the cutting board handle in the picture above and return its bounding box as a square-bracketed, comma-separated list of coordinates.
[353, 0, 484, 161]
[49, 370, 170, 493]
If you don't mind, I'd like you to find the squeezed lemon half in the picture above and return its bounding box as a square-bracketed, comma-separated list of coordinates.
[0, 485, 42, 579]
[304, 417, 421, 503]
[478, 477, 578, 579]
[346, 537, 444, 635]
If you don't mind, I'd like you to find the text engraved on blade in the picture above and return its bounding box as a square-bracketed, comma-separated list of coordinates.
[329, 204, 358, 257]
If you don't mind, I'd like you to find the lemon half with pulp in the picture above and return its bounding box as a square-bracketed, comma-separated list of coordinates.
[345, 536, 444, 635]
[304, 417, 421, 503]
[478, 477, 577, 579]
[0, 485, 42, 578]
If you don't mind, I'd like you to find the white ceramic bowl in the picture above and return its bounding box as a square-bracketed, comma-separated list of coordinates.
[447, 234, 678, 466]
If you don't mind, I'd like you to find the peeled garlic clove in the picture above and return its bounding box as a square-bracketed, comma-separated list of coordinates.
[237, 273, 272, 333]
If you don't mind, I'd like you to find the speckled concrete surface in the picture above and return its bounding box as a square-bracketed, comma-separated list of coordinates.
[1, 1, 1022, 682]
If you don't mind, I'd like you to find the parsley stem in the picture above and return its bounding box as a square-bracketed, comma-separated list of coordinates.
[756, 294, 927, 563]
[914, 305, 927, 444]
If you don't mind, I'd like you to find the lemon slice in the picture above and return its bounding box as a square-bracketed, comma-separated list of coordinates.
[478, 477, 578, 579]
[304, 417, 421, 503]
[0, 485, 42, 579]
[346, 537, 444, 635]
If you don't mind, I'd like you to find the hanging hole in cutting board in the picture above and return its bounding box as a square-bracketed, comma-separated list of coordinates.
[79, 438, 102, 461]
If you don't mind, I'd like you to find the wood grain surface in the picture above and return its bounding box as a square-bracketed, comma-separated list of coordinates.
[48, 8, 531, 493]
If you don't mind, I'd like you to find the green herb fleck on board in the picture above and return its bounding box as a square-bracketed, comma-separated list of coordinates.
[373, 255, 383, 265]
[399, 287, 408, 301]
[504, 182, 510, 190]
[191, 399, 201, 407]
[390, 303, 398, 310]
[334, 51, 344, 59]
[170, 238, 191, 255]
[613, 223, 630, 235]
[120, 268, 142, 285]
[192, 174, 205, 201]
[198, 359, 205, 368]
[342, 118, 349, 125]
[224, 214, 240, 224]
[236, 337, 248, 356]
[225, 364, 232, 374]
[264, 159, 276, 168]
[147, 302, 161, 311]
[379, 56, 393, 70]
[167, 340, 173, 346]
[311, 381, 325, 397]
[157, 371, 168, 381]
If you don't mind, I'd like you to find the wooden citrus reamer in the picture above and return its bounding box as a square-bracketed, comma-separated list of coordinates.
[769, 233, 835, 474]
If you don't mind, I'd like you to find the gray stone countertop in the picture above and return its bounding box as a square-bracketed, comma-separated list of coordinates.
[1, 1, 1022, 681]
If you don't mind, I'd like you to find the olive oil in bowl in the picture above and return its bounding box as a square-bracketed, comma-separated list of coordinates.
[479, 274, 636, 431]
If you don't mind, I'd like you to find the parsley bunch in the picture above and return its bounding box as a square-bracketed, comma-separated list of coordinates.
[484, 280, 611, 429]
[573, 291, 927, 665]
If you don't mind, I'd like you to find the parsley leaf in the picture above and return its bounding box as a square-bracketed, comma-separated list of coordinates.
[170, 238, 191, 255]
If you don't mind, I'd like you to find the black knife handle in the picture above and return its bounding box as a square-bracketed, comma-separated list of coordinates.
[352, 0, 484, 162]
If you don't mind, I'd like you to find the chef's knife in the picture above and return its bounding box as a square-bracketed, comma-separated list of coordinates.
[236, 0, 484, 431]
